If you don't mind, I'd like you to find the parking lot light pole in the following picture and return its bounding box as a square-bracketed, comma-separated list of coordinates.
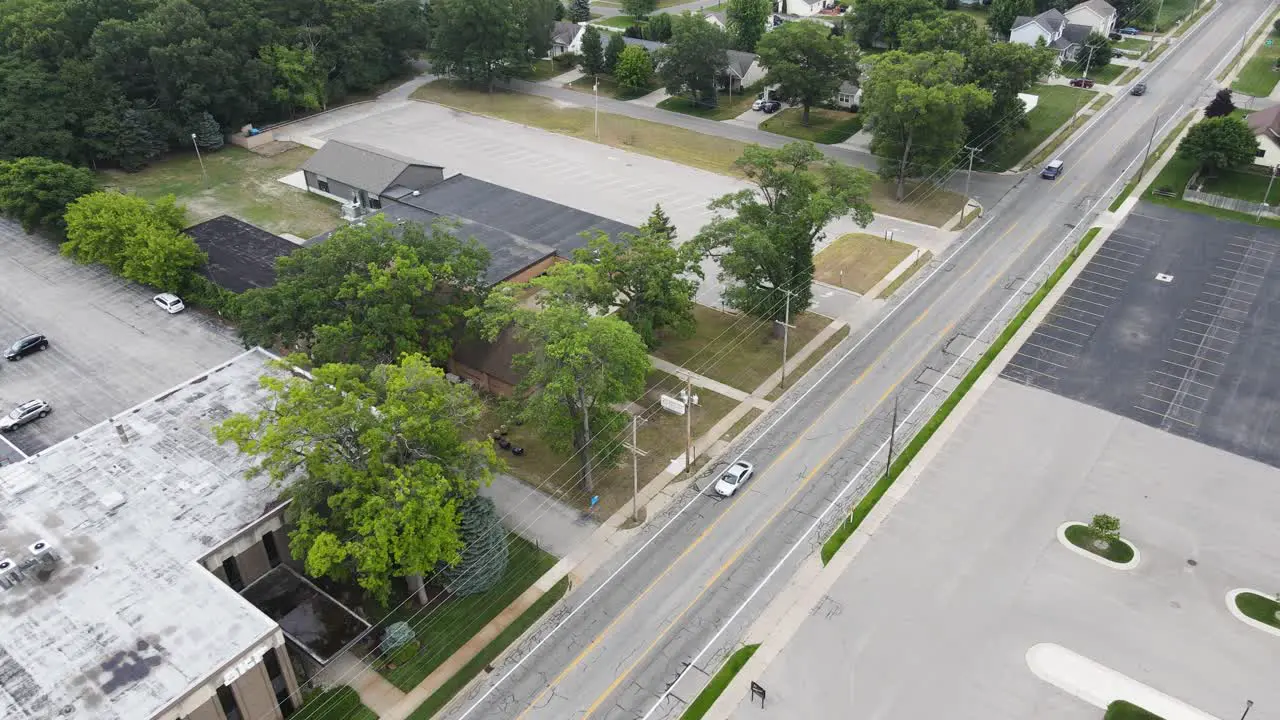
[1258, 165, 1279, 221]
[190, 133, 208, 185]
[1240, 700, 1253, 719]
[593, 77, 599, 139]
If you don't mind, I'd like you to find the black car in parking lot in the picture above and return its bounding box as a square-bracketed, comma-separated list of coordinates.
[5, 334, 49, 360]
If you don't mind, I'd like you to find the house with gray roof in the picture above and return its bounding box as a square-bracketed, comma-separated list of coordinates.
[299, 139, 444, 211]
[1009, 9, 1093, 64]
[1065, 0, 1117, 35]
[550, 20, 583, 57]
[724, 49, 766, 92]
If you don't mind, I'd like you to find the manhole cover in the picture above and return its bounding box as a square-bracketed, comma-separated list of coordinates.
[1156, 273, 1174, 283]
[1186, 558, 1198, 566]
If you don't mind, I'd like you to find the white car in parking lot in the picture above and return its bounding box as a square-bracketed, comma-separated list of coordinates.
[153, 293, 186, 314]
[714, 460, 755, 497]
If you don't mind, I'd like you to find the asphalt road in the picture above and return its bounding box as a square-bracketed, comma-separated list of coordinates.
[441, 3, 1272, 719]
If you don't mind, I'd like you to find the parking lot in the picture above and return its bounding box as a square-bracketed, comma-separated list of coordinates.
[1001, 204, 1280, 468]
[0, 220, 243, 459]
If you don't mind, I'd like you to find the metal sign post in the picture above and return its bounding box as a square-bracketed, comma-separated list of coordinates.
[750, 681, 766, 708]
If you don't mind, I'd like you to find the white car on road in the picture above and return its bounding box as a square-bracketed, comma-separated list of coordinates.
[714, 460, 755, 497]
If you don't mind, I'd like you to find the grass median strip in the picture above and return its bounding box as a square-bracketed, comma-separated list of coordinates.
[1107, 109, 1197, 212]
[1234, 590, 1280, 630]
[294, 687, 378, 720]
[814, 233, 915, 293]
[679, 644, 760, 720]
[1106, 700, 1167, 720]
[766, 325, 851, 401]
[820, 227, 1102, 565]
[407, 577, 571, 719]
[876, 250, 933, 299]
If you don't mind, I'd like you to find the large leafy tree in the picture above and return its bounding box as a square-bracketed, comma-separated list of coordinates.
[861, 51, 992, 200]
[614, 44, 656, 91]
[427, 0, 531, 90]
[726, 0, 770, 52]
[524, 0, 561, 60]
[756, 21, 860, 126]
[1205, 88, 1236, 118]
[473, 280, 650, 493]
[233, 216, 490, 367]
[988, 0, 1034, 37]
[0, 157, 97, 235]
[693, 143, 875, 321]
[605, 31, 627, 74]
[1077, 31, 1113, 71]
[260, 44, 327, 114]
[899, 13, 988, 55]
[845, 0, 941, 49]
[963, 40, 1057, 150]
[1177, 116, 1260, 175]
[569, 0, 591, 22]
[215, 354, 498, 604]
[622, 0, 657, 16]
[61, 191, 206, 291]
[658, 11, 730, 108]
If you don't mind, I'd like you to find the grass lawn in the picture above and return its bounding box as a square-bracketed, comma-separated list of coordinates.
[294, 687, 378, 720]
[412, 81, 961, 226]
[983, 85, 1096, 171]
[814, 233, 915, 293]
[1234, 590, 1280, 629]
[653, 304, 829, 393]
[1108, 110, 1197, 210]
[482, 368, 740, 516]
[1116, 66, 1142, 85]
[658, 88, 759, 121]
[765, 325, 850, 400]
[1146, 153, 1280, 230]
[680, 644, 760, 720]
[1064, 523, 1135, 563]
[526, 58, 564, 81]
[876, 250, 933, 299]
[379, 535, 557, 691]
[407, 577, 570, 719]
[1232, 30, 1280, 97]
[566, 73, 660, 100]
[1105, 700, 1167, 720]
[102, 145, 338, 238]
[723, 407, 762, 440]
[1113, 37, 1150, 52]
[1153, 0, 1196, 31]
[595, 14, 641, 28]
[1199, 167, 1280, 204]
[760, 107, 863, 144]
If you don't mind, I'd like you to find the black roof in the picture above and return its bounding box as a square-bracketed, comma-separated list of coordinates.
[185, 216, 300, 293]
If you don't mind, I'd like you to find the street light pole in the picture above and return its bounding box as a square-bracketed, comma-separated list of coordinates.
[963, 146, 979, 201]
[1258, 166, 1278, 220]
[593, 77, 600, 139]
[1240, 700, 1253, 720]
[1139, 113, 1161, 178]
[779, 289, 793, 390]
[191, 133, 208, 185]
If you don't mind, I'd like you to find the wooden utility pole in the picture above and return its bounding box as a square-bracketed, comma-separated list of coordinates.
[685, 374, 693, 473]
[780, 290, 794, 390]
[625, 415, 648, 521]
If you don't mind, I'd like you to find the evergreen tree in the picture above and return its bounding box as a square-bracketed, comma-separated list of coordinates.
[116, 108, 167, 173]
[641, 203, 677, 241]
[439, 496, 509, 596]
[554, 1, 566, 20]
[605, 32, 627, 74]
[580, 25, 605, 76]
[569, 0, 592, 22]
[1205, 88, 1236, 118]
[191, 112, 224, 151]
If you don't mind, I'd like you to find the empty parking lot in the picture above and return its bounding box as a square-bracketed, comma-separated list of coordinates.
[1001, 204, 1280, 468]
[0, 220, 243, 457]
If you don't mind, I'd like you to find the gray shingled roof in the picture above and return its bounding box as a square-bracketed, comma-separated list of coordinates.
[185, 215, 299, 293]
[300, 140, 441, 195]
[551, 21, 580, 47]
[725, 50, 758, 78]
[1070, 0, 1116, 17]
[705, 10, 726, 24]
[623, 36, 665, 53]
[1014, 8, 1067, 33]
[1062, 22, 1092, 46]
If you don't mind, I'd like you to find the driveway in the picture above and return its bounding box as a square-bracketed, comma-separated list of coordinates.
[0, 221, 244, 456]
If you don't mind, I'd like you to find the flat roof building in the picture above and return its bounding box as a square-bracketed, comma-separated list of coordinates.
[0, 348, 360, 720]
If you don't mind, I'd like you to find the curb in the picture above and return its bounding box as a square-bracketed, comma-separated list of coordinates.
[1225, 588, 1280, 638]
[1055, 522, 1141, 570]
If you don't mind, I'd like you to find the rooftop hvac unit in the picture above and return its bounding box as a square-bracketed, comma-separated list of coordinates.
[341, 202, 363, 221]
[0, 558, 20, 589]
[29, 539, 54, 561]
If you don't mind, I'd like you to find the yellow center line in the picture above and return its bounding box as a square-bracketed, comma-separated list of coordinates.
[515, 219, 1029, 720]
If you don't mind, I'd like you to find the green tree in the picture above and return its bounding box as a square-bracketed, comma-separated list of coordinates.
[62, 191, 205, 291]
[232, 216, 490, 366]
[988, 0, 1033, 37]
[657, 12, 730, 108]
[473, 281, 650, 493]
[861, 51, 991, 200]
[215, 354, 498, 604]
[190, 112, 224, 151]
[641, 203, 677, 241]
[1205, 88, 1236, 118]
[427, 0, 530, 90]
[580, 25, 605, 76]
[646, 12, 674, 42]
[726, 0, 770, 51]
[1177, 116, 1260, 175]
[899, 13, 987, 55]
[438, 495, 508, 596]
[693, 143, 875, 321]
[524, 0, 561, 60]
[1088, 514, 1121, 544]
[621, 0, 658, 17]
[569, 0, 592, 22]
[0, 157, 97, 235]
[605, 31, 627, 73]
[756, 21, 860, 125]
[555, 1, 566, 20]
[260, 44, 327, 114]
[963, 40, 1057, 148]
[614, 44, 655, 90]
[845, 0, 941, 49]
[1076, 31, 1113, 71]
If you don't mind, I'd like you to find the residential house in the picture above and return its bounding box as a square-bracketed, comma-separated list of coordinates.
[1245, 104, 1280, 167]
[704, 10, 727, 28]
[1064, 0, 1117, 36]
[550, 21, 583, 57]
[832, 80, 861, 110]
[300, 139, 445, 212]
[0, 348, 374, 720]
[774, 0, 835, 17]
[722, 50, 767, 93]
[185, 215, 300, 293]
[1009, 9, 1092, 63]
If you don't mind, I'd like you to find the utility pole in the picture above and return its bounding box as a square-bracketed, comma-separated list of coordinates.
[1258, 165, 1278, 221]
[885, 396, 899, 481]
[684, 374, 693, 473]
[625, 415, 648, 522]
[1239, 700, 1253, 720]
[1071, 44, 1097, 122]
[594, 77, 600, 139]
[1139, 114, 1161, 178]
[963, 146, 979, 201]
[191, 133, 208, 185]
[779, 290, 794, 391]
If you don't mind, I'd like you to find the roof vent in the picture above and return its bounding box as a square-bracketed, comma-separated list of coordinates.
[28, 540, 51, 557]
[99, 491, 127, 513]
[0, 558, 20, 590]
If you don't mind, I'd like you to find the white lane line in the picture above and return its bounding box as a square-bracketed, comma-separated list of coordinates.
[0, 434, 27, 460]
